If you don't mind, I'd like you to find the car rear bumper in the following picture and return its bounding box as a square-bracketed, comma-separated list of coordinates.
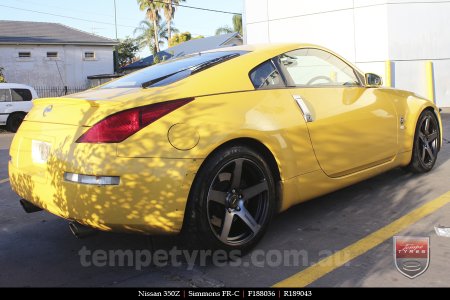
[8, 121, 201, 234]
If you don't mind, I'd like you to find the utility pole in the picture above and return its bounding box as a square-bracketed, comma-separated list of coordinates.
[114, 0, 118, 40]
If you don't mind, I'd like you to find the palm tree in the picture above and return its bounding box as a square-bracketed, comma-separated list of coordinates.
[216, 14, 243, 35]
[232, 14, 243, 35]
[215, 25, 233, 36]
[137, 0, 163, 53]
[134, 19, 178, 55]
[162, 0, 185, 41]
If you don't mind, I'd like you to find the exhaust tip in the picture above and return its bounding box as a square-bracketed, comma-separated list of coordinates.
[69, 221, 96, 239]
[19, 199, 43, 213]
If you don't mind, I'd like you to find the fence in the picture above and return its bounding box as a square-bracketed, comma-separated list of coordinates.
[34, 86, 88, 98]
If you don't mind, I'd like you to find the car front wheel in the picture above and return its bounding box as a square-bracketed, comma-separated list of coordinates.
[407, 110, 440, 173]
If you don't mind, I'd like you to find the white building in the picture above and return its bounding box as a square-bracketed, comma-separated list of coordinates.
[0, 21, 117, 89]
[244, 0, 450, 107]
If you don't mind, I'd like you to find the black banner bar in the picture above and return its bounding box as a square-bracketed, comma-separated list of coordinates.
[0, 287, 437, 297]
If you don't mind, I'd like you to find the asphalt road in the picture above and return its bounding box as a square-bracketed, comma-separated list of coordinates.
[1, 111, 450, 287]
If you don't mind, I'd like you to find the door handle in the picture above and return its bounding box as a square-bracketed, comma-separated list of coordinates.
[293, 95, 313, 122]
[6, 104, 13, 107]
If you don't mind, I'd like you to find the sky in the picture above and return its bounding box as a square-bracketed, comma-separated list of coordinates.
[0, 0, 244, 56]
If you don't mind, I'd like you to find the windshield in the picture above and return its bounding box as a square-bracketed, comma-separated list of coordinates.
[102, 50, 248, 89]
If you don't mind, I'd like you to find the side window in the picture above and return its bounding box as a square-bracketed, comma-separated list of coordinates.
[0, 89, 11, 102]
[280, 49, 361, 87]
[11, 89, 33, 101]
[249, 60, 285, 89]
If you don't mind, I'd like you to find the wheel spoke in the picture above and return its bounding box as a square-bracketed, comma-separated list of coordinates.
[426, 146, 435, 161]
[419, 132, 427, 143]
[208, 189, 227, 205]
[236, 206, 261, 234]
[220, 211, 234, 242]
[424, 117, 431, 135]
[421, 147, 427, 162]
[427, 131, 438, 142]
[231, 159, 244, 189]
[243, 181, 268, 200]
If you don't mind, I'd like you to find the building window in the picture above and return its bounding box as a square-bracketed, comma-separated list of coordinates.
[18, 52, 31, 58]
[84, 51, 95, 60]
[47, 52, 58, 58]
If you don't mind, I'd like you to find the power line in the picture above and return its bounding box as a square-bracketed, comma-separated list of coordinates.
[0, 3, 224, 37]
[0, 3, 137, 29]
[150, 0, 242, 15]
[14, 0, 137, 22]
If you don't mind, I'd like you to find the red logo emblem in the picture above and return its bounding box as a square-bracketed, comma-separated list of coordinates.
[394, 236, 430, 278]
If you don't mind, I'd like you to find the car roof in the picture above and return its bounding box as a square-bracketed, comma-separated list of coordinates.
[204, 43, 316, 54]
[204, 43, 364, 77]
[0, 83, 35, 90]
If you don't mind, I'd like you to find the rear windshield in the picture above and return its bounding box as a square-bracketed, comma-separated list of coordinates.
[102, 50, 248, 89]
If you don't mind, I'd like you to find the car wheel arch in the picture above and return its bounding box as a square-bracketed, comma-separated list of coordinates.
[181, 137, 283, 233]
[7, 111, 27, 120]
[209, 137, 281, 181]
[420, 106, 442, 149]
[180, 138, 283, 247]
[410, 105, 441, 141]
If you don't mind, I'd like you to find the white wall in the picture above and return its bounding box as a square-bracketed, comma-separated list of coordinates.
[245, 0, 388, 63]
[244, 0, 450, 107]
[386, 1, 450, 105]
[0, 45, 114, 87]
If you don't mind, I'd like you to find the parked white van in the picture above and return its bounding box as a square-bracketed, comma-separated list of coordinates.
[0, 83, 38, 132]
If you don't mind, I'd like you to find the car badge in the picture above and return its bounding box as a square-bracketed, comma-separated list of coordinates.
[43, 105, 53, 117]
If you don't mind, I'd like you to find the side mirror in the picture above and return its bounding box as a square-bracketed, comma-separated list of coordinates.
[365, 73, 383, 87]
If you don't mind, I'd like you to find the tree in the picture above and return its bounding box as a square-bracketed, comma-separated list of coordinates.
[137, 0, 163, 53]
[162, 0, 185, 41]
[0, 67, 5, 83]
[134, 19, 178, 55]
[169, 32, 190, 47]
[232, 14, 243, 35]
[169, 32, 204, 47]
[215, 25, 232, 36]
[115, 37, 140, 67]
[216, 14, 243, 35]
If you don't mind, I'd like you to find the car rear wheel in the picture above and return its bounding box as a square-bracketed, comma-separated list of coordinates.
[6, 113, 26, 133]
[407, 110, 440, 173]
[186, 145, 276, 252]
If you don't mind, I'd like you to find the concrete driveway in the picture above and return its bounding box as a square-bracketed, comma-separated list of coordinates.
[1, 112, 450, 287]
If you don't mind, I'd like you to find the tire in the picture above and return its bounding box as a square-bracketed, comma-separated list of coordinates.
[185, 145, 276, 253]
[6, 113, 26, 133]
[407, 110, 440, 173]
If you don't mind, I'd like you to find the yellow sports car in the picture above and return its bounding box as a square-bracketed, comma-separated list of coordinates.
[9, 44, 442, 251]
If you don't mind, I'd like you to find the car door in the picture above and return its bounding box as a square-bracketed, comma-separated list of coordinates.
[277, 48, 398, 177]
[0, 88, 12, 124]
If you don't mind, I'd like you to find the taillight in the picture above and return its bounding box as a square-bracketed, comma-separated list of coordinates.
[76, 98, 194, 143]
